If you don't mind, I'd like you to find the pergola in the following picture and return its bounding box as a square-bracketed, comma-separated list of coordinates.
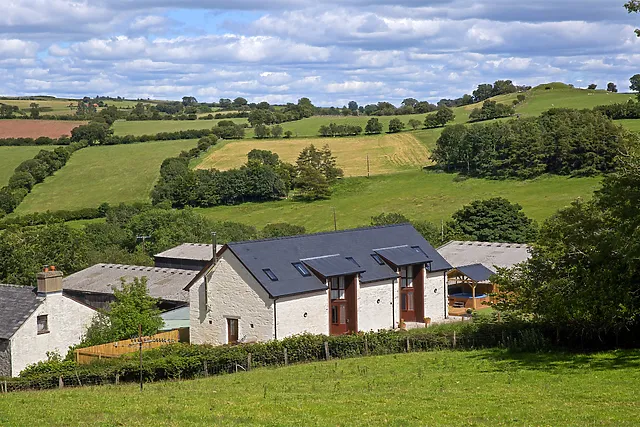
[447, 263, 496, 310]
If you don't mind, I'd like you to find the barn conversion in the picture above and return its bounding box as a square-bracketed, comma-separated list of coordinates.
[186, 224, 452, 345]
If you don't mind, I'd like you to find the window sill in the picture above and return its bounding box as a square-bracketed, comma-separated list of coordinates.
[37, 330, 50, 335]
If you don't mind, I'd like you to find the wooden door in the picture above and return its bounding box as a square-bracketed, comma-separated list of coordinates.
[400, 266, 416, 322]
[413, 264, 425, 322]
[330, 276, 349, 335]
[227, 318, 238, 344]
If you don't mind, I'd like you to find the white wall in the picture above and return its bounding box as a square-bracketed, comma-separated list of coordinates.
[190, 251, 274, 346]
[424, 270, 448, 322]
[276, 290, 328, 338]
[188, 275, 208, 345]
[10, 293, 95, 377]
[358, 280, 395, 331]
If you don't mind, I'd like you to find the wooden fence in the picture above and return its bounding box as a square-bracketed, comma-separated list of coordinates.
[74, 329, 183, 365]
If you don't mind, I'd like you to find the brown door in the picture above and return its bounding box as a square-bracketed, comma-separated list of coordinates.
[413, 264, 425, 322]
[227, 318, 238, 344]
[330, 276, 349, 335]
[400, 266, 416, 322]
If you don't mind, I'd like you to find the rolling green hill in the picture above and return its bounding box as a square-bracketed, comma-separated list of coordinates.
[0, 146, 59, 186]
[111, 118, 248, 136]
[196, 170, 601, 232]
[1, 349, 638, 426]
[14, 139, 198, 213]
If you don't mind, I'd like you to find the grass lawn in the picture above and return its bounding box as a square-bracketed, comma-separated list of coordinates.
[112, 118, 248, 136]
[0, 146, 58, 186]
[618, 119, 640, 133]
[14, 140, 198, 214]
[1, 349, 638, 426]
[196, 170, 601, 232]
[197, 132, 435, 177]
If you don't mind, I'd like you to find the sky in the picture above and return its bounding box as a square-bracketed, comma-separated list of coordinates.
[0, 0, 639, 106]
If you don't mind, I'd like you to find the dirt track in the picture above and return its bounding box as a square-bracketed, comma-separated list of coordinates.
[0, 120, 86, 139]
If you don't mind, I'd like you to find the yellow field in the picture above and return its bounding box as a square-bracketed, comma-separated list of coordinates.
[196, 133, 432, 177]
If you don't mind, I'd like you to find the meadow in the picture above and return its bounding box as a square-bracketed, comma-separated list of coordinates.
[197, 170, 601, 232]
[619, 118, 640, 133]
[196, 132, 436, 177]
[0, 146, 58, 186]
[14, 139, 198, 213]
[112, 118, 248, 136]
[1, 349, 638, 426]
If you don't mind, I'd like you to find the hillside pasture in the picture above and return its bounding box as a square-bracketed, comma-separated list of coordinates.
[0, 98, 77, 115]
[619, 119, 640, 133]
[197, 170, 601, 232]
[112, 118, 248, 136]
[14, 139, 198, 214]
[0, 146, 59, 186]
[1, 349, 638, 426]
[197, 132, 435, 177]
[0, 120, 86, 138]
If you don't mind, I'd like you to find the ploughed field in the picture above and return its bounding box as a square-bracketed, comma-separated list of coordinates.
[196, 133, 433, 176]
[1, 349, 638, 426]
[14, 139, 198, 214]
[0, 146, 59, 186]
[197, 170, 601, 232]
[0, 120, 87, 138]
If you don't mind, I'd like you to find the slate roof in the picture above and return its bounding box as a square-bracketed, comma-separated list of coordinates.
[224, 224, 451, 298]
[437, 241, 531, 270]
[0, 284, 43, 340]
[63, 264, 194, 303]
[456, 264, 495, 283]
[154, 243, 223, 261]
[374, 245, 432, 267]
[302, 255, 366, 278]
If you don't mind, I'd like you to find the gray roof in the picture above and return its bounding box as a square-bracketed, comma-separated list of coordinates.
[226, 224, 451, 298]
[302, 255, 366, 278]
[154, 243, 223, 261]
[160, 306, 190, 331]
[456, 264, 495, 283]
[0, 284, 43, 339]
[437, 241, 531, 270]
[375, 245, 431, 267]
[63, 264, 194, 303]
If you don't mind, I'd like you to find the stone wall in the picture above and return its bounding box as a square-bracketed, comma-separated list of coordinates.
[0, 340, 10, 377]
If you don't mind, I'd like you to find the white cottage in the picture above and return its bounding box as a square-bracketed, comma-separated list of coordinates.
[186, 224, 452, 345]
[0, 269, 96, 377]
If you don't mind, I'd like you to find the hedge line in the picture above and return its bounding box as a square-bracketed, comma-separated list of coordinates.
[0, 206, 106, 229]
[1, 319, 548, 392]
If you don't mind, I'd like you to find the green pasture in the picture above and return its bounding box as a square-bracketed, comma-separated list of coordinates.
[14, 139, 198, 213]
[112, 118, 248, 136]
[0, 146, 58, 186]
[619, 119, 640, 133]
[1, 349, 638, 426]
[197, 170, 601, 232]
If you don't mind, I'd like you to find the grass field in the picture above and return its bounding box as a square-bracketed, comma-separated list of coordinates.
[197, 132, 436, 177]
[1, 349, 638, 426]
[112, 118, 248, 136]
[14, 139, 198, 214]
[196, 170, 601, 232]
[0, 97, 158, 116]
[619, 119, 640, 133]
[0, 146, 58, 186]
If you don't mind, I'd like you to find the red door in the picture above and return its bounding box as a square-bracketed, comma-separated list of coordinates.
[400, 266, 416, 322]
[330, 276, 349, 335]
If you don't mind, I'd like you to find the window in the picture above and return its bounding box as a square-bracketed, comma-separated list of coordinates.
[411, 246, 427, 257]
[330, 276, 345, 300]
[401, 291, 415, 311]
[292, 262, 311, 277]
[227, 318, 238, 344]
[371, 254, 385, 265]
[345, 257, 360, 267]
[331, 305, 346, 325]
[263, 268, 278, 281]
[37, 315, 49, 334]
[400, 266, 413, 288]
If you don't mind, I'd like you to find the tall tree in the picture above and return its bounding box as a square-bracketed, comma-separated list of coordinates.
[607, 82, 618, 92]
[626, 0, 640, 36]
[630, 74, 640, 99]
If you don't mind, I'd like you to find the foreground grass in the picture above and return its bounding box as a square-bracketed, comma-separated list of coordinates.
[15, 139, 198, 213]
[1, 349, 638, 426]
[197, 132, 435, 177]
[0, 146, 58, 186]
[197, 170, 601, 232]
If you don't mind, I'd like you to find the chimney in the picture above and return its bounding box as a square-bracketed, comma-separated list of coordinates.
[37, 266, 63, 295]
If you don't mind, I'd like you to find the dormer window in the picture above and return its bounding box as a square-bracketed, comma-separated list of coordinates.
[292, 262, 311, 277]
[371, 254, 385, 265]
[263, 269, 278, 281]
[411, 246, 427, 256]
[345, 257, 360, 267]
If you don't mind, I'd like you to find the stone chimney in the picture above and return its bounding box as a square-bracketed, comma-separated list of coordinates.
[37, 266, 63, 295]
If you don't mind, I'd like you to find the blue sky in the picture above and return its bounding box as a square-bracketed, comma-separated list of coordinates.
[0, 0, 638, 106]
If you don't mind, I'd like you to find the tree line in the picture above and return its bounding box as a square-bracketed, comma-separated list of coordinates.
[432, 108, 637, 179]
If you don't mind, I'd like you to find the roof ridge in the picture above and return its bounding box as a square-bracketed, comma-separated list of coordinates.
[228, 223, 413, 246]
[0, 283, 34, 289]
[83, 263, 195, 274]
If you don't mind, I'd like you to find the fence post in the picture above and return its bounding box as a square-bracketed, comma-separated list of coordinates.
[247, 353, 252, 371]
[406, 336, 411, 352]
[59, 376, 64, 389]
[453, 331, 457, 348]
[115, 373, 119, 385]
[364, 336, 369, 356]
[284, 348, 288, 366]
[324, 341, 330, 361]
[204, 360, 209, 377]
